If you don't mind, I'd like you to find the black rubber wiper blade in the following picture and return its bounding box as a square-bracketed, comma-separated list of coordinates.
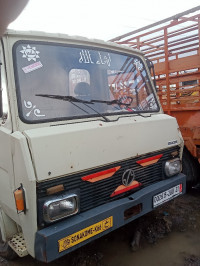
[36, 94, 93, 104]
[91, 97, 133, 107]
[36, 94, 111, 122]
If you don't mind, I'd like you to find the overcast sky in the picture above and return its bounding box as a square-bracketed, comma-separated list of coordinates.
[9, 0, 200, 40]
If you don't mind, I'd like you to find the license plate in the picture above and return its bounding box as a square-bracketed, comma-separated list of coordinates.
[153, 184, 182, 208]
[58, 216, 113, 252]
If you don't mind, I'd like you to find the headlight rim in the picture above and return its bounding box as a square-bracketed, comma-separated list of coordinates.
[43, 192, 79, 223]
[164, 158, 181, 178]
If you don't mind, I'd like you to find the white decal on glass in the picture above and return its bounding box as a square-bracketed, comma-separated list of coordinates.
[20, 45, 40, 62]
[96, 52, 111, 66]
[24, 100, 45, 117]
[79, 50, 94, 64]
[79, 50, 111, 66]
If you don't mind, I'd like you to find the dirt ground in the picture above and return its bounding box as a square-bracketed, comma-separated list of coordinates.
[1, 186, 200, 266]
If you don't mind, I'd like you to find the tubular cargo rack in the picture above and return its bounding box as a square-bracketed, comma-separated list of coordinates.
[111, 6, 200, 160]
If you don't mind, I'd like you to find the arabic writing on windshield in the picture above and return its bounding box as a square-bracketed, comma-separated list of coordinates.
[13, 42, 159, 123]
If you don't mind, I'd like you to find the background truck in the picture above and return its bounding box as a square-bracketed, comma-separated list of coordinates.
[111, 6, 200, 187]
[0, 30, 185, 262]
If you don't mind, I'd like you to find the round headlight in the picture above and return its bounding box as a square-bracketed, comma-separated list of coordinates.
[164, 158, 181, 177]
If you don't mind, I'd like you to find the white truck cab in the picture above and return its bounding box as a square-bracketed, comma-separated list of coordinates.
[0, 30, 185, 262]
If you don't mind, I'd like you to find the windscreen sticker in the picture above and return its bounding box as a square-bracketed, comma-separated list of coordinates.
[79, 50, 111, 66]
[24, 100, 45, 117]
[96, 52, 111, 66]
[20, 45, 40, 61]
[22, 61, 43, 73]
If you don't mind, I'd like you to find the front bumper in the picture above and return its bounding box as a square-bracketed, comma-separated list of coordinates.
[35, 173, 186, 262]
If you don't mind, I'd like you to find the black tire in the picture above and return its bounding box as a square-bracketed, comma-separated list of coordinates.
[0, 229, 17, 260]
[182, 149, 199, 189]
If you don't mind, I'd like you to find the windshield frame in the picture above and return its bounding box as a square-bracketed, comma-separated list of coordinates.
[12, 40, 160, 124]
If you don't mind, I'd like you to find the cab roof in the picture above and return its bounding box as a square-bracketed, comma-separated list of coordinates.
[4, 29, 143, 56]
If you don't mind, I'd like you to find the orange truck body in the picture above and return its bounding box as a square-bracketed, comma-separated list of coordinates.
[111, 6, 200, 164]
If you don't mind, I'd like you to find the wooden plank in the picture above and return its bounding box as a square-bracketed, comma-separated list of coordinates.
[154, 54, 200, 75]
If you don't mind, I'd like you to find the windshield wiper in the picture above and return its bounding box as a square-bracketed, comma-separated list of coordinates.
[35, 94, 111, 122]
[91, 96, 133, 107]
[36, 94, 93, 104]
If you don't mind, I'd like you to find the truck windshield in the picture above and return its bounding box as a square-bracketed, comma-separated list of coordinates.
[13, 41, 159, 123]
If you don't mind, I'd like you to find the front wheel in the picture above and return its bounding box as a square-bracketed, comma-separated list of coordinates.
[0, 229, 17, 260]
[182, 149, 199, 189]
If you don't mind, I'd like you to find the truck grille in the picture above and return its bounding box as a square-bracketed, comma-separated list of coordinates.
[37, 146, 179, 225]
